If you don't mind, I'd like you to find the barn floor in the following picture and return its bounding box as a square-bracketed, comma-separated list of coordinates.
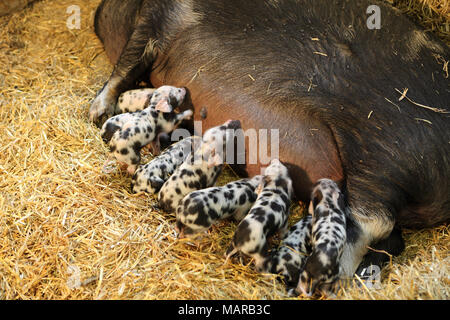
[0, 0, 448, 300]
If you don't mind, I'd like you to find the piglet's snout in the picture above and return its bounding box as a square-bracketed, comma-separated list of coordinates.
[179, 87, 187, 98]
[225, 120, 241, 130]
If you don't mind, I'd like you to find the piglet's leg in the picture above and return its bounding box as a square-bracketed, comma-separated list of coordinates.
[277, 218, 290, 239]
[290, 215, 313, 256]
[102, 155, 116, 174]
[223, 246, 238, 266]
[149, 134, 163, 156]
[232, 208, 247, 221]
[175, 110, 194, 125]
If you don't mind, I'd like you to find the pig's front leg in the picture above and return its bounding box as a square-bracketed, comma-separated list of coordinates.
[89, 11, 158, 125]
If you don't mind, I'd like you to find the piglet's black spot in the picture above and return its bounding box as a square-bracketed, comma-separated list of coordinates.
[122, 129, 131, 140]
[150, 178, 164, 191]
[280, 193, 289, 204]
[208, 209, 219, 220]
[194, 209, 209, 228]
[163, 112, 175, 121]
[246, 189, 256, 202]
[264, 214, 276, 236]
[252, 207, 266, 217]
[282, 253, 293, 262]
[330, 216, 344, 225]
[180, 169, 188, 178]
[270, 202, 282, 212]
[239, 194, 247, 205]
[255, 215, 265, 223]
[312, 189, 323, 209]
[234, 220, 251, 247]
[151, 111, 159, 118]
[188, 182, 198, 189]
[199, 175, 207, 188]
[275, 178, 287, 190]
[224, 191, 234, 200]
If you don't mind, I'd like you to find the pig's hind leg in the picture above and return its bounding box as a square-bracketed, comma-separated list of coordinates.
[355, 227, 405, 278]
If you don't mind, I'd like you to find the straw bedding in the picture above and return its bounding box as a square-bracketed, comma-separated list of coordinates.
[0, 0, 448, 300]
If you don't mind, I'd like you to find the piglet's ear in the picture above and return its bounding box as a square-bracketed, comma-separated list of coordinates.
[308, 201, 314, 216]
[122, 121, 134, 131]
[255, 176, 270, 194]
[155, 99, 173, 113]
[150, 176, 165, 192]
[255, 182, 264, 195]
[287, 179, 294, 200]
[312, 188, 323, 211]
[207, 153, 223, 168]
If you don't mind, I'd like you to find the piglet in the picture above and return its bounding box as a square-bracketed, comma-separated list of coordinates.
[296, 179, 347, 297]
[131, 135, 203, 194]
[226, 159, 293, 271]
[176, 175, 263, 238]
[100, 85, 187, 144]
[115, 86, 186, 114]
[264, 215, 312, 293]
[109, 108, 193, 174]
[115, 88, 156, 114]
[158, 120, 241, 213]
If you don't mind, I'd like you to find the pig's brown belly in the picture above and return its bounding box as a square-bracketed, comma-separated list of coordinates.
[150, 68, 344, 202]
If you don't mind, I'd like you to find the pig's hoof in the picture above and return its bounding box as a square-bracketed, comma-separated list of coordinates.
[89, 94, 116, 127]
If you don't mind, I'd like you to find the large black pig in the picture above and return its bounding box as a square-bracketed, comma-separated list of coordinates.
[89, 0, 450, 294]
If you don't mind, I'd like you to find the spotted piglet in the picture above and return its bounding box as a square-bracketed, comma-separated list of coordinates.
[115, 86, 186, 114]
[264, 215, 312, 293]
[100, 85, 187, 144]
[176, 175, 263, 238]
[100, 112, 139, 145]
[226, 159, 293, 271]
[115, 88, 156, 114]
[131, 136, 203, 194]
[296, 179, 347, 297]
[158, 120, 241, 213]
[109, 108, 193, 174]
